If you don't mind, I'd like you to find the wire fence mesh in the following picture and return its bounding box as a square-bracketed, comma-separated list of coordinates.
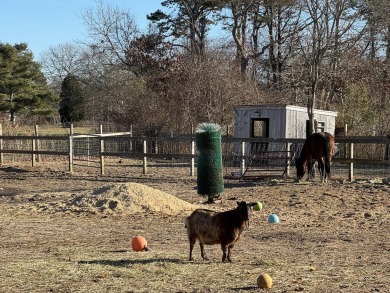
[1, 124, 390, 181]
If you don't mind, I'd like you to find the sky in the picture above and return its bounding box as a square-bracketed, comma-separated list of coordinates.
[0, 0, 163, 60]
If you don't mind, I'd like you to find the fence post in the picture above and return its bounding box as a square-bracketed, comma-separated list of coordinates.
[0, 123, 3, 166]
[191, 139, 195, 176]
[100, 125, 105, 175]
[240, 141, 246, 176]
[129, 125, 133, 152]
[286, 142, 291, 177]
[35, 125, 40, 162]
[69, 124, 74, 173]
[87, 136, 90, 167]
[344, 124, 348, 159]
[143, 139, 147, 174]
[31, 134, 36, 167]
[348, 142, 354, 182]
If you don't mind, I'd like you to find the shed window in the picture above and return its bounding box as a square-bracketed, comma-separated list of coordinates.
[316, 121, 325, 133]
[306, 120, 326, 136]
[251, 118, 269, 138]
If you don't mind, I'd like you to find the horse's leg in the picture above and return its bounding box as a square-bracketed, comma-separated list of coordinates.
[317, 160, 321, 179]
[306, 162, 312, 181]
[318, 159, 325, 183]
[324, 133, 334, 183]
[309, 160, 315, 179]
[313, 160, 318, 179]
[325, 157, 331, 182]
[317, 159, 322, 181]
[306, 157, 314, 181]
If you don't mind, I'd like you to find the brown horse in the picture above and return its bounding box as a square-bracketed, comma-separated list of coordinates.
[295, 132, 335, 182]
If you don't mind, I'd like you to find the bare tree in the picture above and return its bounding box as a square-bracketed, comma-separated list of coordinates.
[148, 0, 219, 59]
[81, 0, 140, 69]
[157, 49, 265, 133]
[40, 43, 85, 92]
[295, 0, 363, 135]
[269, 1, 302, 82]
[217, 0, 304, 88]
[362, 0, 390, 61]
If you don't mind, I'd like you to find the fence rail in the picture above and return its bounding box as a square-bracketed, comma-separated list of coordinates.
[1, 129, 390, 181]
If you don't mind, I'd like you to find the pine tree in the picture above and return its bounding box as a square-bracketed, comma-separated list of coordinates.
[59, 74, 84, 123]
[0, 43, 57, 124]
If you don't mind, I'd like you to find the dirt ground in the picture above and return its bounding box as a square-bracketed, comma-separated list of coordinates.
[0, 160, 389, 293]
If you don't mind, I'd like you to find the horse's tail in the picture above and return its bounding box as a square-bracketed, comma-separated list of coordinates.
[324, 135, 332, 179]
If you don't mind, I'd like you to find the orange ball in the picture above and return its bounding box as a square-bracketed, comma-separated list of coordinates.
[131, 235, 148, 252]
[257, 273, 273, 289]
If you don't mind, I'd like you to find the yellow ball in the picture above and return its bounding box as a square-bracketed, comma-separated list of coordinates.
[253, 201, 263, 211]
[257, 273, 272, 289]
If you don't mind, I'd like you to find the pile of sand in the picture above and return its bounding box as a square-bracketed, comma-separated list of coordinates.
[36, 183, 199, 216]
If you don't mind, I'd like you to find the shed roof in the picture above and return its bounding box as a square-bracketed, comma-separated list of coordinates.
[234, 104, 338, 117]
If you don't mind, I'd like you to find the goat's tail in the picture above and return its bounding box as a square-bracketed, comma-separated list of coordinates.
[184, 217, 189, 229]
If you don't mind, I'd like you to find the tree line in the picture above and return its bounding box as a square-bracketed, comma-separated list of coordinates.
[1, 0, 390, 136]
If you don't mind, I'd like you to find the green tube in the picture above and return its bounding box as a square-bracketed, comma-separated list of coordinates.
[195, 123, 224, 202]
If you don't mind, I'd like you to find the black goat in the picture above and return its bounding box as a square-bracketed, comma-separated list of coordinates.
[185, 201, 256, 263]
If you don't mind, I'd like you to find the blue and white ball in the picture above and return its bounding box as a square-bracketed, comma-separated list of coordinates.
[267, 214, 280, 224]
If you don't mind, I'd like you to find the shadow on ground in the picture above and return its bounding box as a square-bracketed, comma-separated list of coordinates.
[78, 258, 184, 267]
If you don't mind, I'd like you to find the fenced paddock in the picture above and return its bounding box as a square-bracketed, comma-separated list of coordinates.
[1, 125, 390, 181]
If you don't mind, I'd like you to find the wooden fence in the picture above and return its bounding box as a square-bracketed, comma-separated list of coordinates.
[1, 125, 390, 181]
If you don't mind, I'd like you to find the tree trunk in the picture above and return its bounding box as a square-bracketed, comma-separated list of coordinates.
[307, 93, 315, 136]
[308, 64, 318, 136]
[386, 25, 390, 61]
[9, 93, 16, 126]
[10, 110, 16, 126]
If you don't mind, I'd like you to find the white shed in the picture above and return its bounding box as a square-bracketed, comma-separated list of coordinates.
[234, 105, 337, 139]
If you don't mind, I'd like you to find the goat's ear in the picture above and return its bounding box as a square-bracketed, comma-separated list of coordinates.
[249, 202, 257, 207]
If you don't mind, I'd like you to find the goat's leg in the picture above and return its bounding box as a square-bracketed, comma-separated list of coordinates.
[199, 243, 209, 261]
[188, 236, 196, 261]
[221, 244, 228, 262]
[227, 244, 234, 262]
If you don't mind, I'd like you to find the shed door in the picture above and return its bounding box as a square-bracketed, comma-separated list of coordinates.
[251, 118, 269, 153]
[251, 118, 269, 138]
